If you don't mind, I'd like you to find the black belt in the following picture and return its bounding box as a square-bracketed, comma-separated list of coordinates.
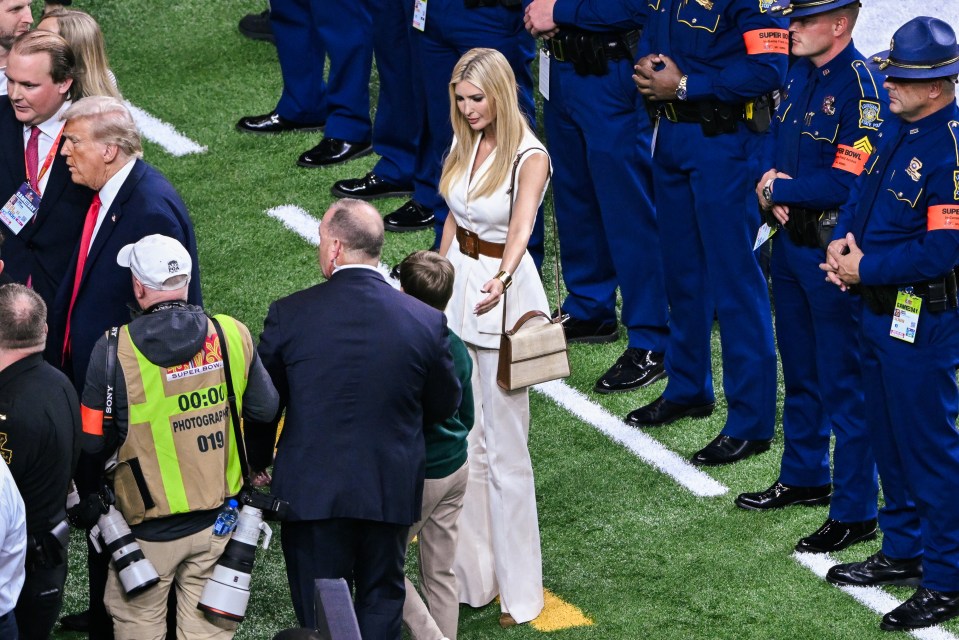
[779, 207, 839, 250]
[658, 100, 746, 124]
[860, 269, 959, 316]
[464, 0, 521, 8]
[650, 93, 775, 135]
[545, 29, 640, 76]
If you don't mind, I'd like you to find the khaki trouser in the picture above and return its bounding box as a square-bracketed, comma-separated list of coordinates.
[105, 526, 236, 640]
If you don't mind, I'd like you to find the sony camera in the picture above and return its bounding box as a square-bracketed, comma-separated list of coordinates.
[197, 490, 289, 622]
[67, 483, 160, 596]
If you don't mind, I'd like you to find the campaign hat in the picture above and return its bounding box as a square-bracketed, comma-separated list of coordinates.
[771, 0, 860, 19]
[869, 16, 959, 80]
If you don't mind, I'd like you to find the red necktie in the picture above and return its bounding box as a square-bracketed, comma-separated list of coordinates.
[62, 193, 102, 362]
[26, 126, 41, 192]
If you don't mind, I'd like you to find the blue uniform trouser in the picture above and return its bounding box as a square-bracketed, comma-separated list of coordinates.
[272, 0, 372, 143]
[411, 0, 541, 256]
[543, 58, 668, 352]
[368, 0, 418, 186]
[654, 120, 776, 440]
[862, 304, 959, 592]
[771, 233, 877, 522]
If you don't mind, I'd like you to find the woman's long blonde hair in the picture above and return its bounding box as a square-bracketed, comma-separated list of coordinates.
[42, 9, 121, 100]
[438, 48, 531, 201]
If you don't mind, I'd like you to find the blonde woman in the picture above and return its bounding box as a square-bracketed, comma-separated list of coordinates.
[38, 8, 121, 99]
[439, 48, 549, 628]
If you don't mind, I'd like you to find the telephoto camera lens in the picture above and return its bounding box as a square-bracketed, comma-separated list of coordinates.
[198, 504, 273, 621]
[94, 506, 161, 596]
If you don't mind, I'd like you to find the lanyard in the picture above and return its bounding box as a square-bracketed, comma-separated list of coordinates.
[26, 125, 65, 195]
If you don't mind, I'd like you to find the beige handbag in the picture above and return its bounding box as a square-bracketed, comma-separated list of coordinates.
[496, 148, 570, 391]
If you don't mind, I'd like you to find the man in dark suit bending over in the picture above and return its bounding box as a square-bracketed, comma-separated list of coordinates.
[251, 198, 461, 639]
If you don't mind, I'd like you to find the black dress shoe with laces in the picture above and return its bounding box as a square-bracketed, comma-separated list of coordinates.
[795, 518, 877, 553]
[59, 610, 91, 632]
[558, 315, 618, 343]
[735, 481, 831, 511]
[690, 435, 771, 466]
[298, 138, 373, 167]
[384, 200, 434, 232]
[625, 395, 715, 427]
[239, 9, 275, 43]
[236, 111, 325, 134]
[881, 587, 959, 631]
[594, 348, 666, 393]
[331, 172, 413, 200]
[826, 551, 922, 587]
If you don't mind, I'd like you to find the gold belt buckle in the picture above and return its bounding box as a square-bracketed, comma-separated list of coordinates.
[459, 229, 479, 259]
[663, 102, 679, 123]
[552, 39, 566, 62]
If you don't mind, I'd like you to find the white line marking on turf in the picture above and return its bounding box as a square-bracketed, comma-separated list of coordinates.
[532, 379, 728, 497]
[127, 102, 206, 156]
[265, 205, 398, 287]
[794, 552, 959, 640]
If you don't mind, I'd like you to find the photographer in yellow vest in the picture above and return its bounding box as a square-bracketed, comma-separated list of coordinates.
[78, 234, 279, 640]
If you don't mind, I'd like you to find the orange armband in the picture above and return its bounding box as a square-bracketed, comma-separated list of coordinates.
[81, 404, 104, 436]
[832, 144, 870, 176]
[743, 29, 789, 55]
[928, 205, 959, 231]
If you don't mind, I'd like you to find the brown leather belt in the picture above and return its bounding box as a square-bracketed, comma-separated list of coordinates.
[456, 226, 505, 259]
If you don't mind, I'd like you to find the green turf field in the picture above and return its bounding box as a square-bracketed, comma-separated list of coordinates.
[48, 1, 959, 638]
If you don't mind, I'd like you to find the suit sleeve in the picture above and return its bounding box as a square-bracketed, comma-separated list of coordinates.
[422, 319, 462, 428]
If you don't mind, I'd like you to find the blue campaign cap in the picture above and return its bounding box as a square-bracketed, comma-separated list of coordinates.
[869, 16, 959, 80]
[770, 0, 860, 18]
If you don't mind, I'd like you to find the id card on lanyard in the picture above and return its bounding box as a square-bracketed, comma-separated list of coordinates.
[0, 125, 64, 235]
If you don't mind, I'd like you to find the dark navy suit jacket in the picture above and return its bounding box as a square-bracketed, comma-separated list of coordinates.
[0, 101, 95, 311]
[252, 267, 461, 525]
[50, 158, 202, 391]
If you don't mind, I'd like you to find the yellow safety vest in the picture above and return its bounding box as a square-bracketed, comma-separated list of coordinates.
[111, 314, 252, 524]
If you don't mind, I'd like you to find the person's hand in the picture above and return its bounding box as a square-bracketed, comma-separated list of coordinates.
[475, 278, 505, 316]
[757, 168, 777, 209]
[248, 469, 272, 487]
[771, 204, 790, 225]
[820, 233, 861, 291]
[524, 0, 559, 37]
[633, 54, 683, 100]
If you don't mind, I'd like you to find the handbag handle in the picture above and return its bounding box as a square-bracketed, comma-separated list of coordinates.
[501, 146, 562, 334]
[506, 310, 552, 335]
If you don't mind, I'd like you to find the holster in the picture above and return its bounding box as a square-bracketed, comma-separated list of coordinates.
[744, 93, 775, 133]
[699, 102, 739, 137]
[860, 270, 959, 316]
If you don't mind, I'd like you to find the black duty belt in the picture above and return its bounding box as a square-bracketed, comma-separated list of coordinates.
[650, 93, 775, 136]
[778, 207, 839, 250]
[859, 269, 959, 316]
[545, 29, 640, 76]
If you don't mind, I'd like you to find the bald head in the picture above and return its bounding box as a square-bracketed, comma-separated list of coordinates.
[0, 284, 47, 353]
[318, 199, 384, 277]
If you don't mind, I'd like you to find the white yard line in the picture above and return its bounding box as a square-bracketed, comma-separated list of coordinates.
[127, 103, 206, 156]
[532, 379, 728, 498]
[794, 552, 959, 640]
[265, 204, 397, 286]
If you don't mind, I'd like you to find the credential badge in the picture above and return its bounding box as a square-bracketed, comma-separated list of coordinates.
[859, 100, 882, 130]
[906, 157, 923, 182]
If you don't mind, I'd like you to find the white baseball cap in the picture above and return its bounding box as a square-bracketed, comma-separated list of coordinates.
[116, 234, 192, 290]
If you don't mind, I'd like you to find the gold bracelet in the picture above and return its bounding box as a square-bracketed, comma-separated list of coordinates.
[494, 270, 513, 290]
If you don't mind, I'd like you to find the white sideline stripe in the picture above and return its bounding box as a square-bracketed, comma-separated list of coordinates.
[794, 552, 959, 640]
[532, 379, 728, 497]
[265, 205, 398, 286]
[127, 102, 206, 156]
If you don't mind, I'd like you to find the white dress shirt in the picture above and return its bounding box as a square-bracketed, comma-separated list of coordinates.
[0, 461, 26, 616]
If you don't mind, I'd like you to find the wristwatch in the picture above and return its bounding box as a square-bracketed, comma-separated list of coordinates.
[676, 75, 689, 101]
[493, 270, 513, 290]
[762, 178, 775, 205]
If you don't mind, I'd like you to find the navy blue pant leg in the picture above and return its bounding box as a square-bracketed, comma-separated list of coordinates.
[544, 58, 668, 351]
[369, 0, 418, 186]
[654, 121, 776, 440]
[314, 0, 373, 143]
[863, 306, 959, 591]
[772, 234, 878, 521]
[271, 0, 328, 124]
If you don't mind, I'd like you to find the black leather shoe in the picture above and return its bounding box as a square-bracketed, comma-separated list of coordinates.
[236, 111, 325, 135]
[559, 315, 618, 344]
[239, 9, 275, 43]
[594, 348, 666, 394]
[795, 518, 877, 553]
[624, 395, 715, 427]
[735, 481, 831, 511]
[298, 138, 373, 167]
[826, 551, 922, 587]
[60, 610, 90, 632]
[881, 587, 959, 631]
[384, 200, 434, 232]
[690, 435, 771, 466]
[331, 172, 413, 200]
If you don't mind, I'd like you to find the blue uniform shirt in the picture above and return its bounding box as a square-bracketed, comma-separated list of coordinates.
[770, 41, 887, 209]
[644, 0, 787, 102]
[839, 102, 959, 285]
[551, 0, 647, 31]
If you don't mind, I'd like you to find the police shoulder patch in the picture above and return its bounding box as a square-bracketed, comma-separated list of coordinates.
[859, 100, 882, 130]
[759, 0, 775, 13]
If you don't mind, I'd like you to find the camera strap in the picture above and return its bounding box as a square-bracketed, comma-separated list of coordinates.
[208, 315, 251, 482]
[104, 327, 119, 429]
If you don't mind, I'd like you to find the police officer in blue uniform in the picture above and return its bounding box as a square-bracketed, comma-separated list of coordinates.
[237, 0, 375, 167]
[627, 0, 787, 466]
[823, 16, 959, 632]
[523, 0, 670, 392]
[734, 0, 882, 556]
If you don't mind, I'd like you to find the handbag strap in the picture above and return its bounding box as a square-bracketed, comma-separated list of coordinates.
[507, 310, 553, 335]
[501, 146, 562, 334]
